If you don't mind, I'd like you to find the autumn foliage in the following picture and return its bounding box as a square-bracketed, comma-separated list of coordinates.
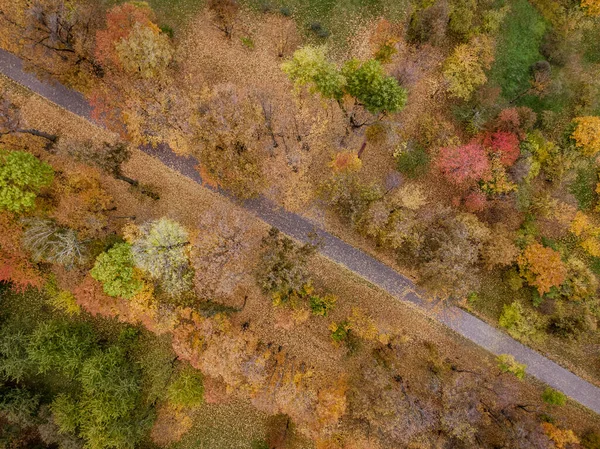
[0, 213, 44, 291]
[542, 423, 579, 449]
[94, 3, 155, 69]
[482, 131, 520, 166]
[572, 116, 600, 156]
[436, 143, 490, 187]
[517, 243, 567, 295]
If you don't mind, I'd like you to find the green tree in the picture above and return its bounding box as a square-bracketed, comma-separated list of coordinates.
[0, 323, 31, 381]
[91, 243, 143, 299]
[27, 320, 95, 378]
[0, 150, 53, 213]
[167, 366, 204, 408]
[0, 387, 40, 426]
[342, 59, 407, 114]
[281, 46, 345, 100]
[77, 347, 150, 449]
[282, 46, 407, 125]
[131, 218, 193, 298]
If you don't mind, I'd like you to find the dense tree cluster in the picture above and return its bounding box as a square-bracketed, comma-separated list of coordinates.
[2, 0, 600, 447]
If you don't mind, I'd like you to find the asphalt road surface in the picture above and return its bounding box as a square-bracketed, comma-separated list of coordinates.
[2, 48, 600, 414]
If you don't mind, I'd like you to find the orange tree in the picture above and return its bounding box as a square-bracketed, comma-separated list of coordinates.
[517, 243, 567, 295]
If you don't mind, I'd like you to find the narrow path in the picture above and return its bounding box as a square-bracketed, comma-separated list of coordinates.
[2, 48, 600, 414]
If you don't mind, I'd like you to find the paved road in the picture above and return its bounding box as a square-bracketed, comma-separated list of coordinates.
[2, 48, 600, 414]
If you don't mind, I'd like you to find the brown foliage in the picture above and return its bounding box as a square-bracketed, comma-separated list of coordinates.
[0, 212, 44, 291]
[150, 405, 193, 446]
[541, 423, 579, 449]
[0, 0, 103, 88]
[50, 167, 113, 238]
[482, 225, 519, 270]
[191, 210, 254, 300]
[207, 0, 239, 38]
[193, 84, 269, 198]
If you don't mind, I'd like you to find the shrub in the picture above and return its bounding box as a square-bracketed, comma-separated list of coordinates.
[499, 301, 540, 341]
[256, 228, 315, 303]
[309, 22, 330, 39]
[309, 294, 337, 317]
[91, 243, 143, 299]
[542, 387, 566, 406]
[330, 321, 350, 343]
[547, 312, 588, 340]
[251, 440, 270, 449]
[497, 354, 526, 379]
[582, 431, 600, 449]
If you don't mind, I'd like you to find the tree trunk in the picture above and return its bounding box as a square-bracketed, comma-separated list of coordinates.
[18, 128, 58, 142]
[115, 173, 139, 186]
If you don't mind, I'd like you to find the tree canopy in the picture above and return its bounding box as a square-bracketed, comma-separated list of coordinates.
[0, 150, 53, 213]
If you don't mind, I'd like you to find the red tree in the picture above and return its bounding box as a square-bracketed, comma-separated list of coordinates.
[436, 143, 490, 187]
[464, 190, 488, 212]
[482, 131, 520, 166]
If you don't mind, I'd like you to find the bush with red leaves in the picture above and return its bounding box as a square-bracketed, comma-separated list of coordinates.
[436, 143, 490, 187]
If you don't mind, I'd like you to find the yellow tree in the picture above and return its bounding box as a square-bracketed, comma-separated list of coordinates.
[443, 35, 494, 100]
[541, 423, 579, 449]
[517, 243, 567, 295]
[572, 116, 600, 155]
[581, 0, 600, 16]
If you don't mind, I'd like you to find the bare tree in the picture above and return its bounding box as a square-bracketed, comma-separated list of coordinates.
[0, 95, 57, 148]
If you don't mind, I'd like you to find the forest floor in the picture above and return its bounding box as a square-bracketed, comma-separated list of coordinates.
[2, 72, 600, 435]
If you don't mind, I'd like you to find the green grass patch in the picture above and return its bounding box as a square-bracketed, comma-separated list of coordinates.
[487, 0, 547, 100]
[242, 0, 409, 46]
[569, 163, 597, 211]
